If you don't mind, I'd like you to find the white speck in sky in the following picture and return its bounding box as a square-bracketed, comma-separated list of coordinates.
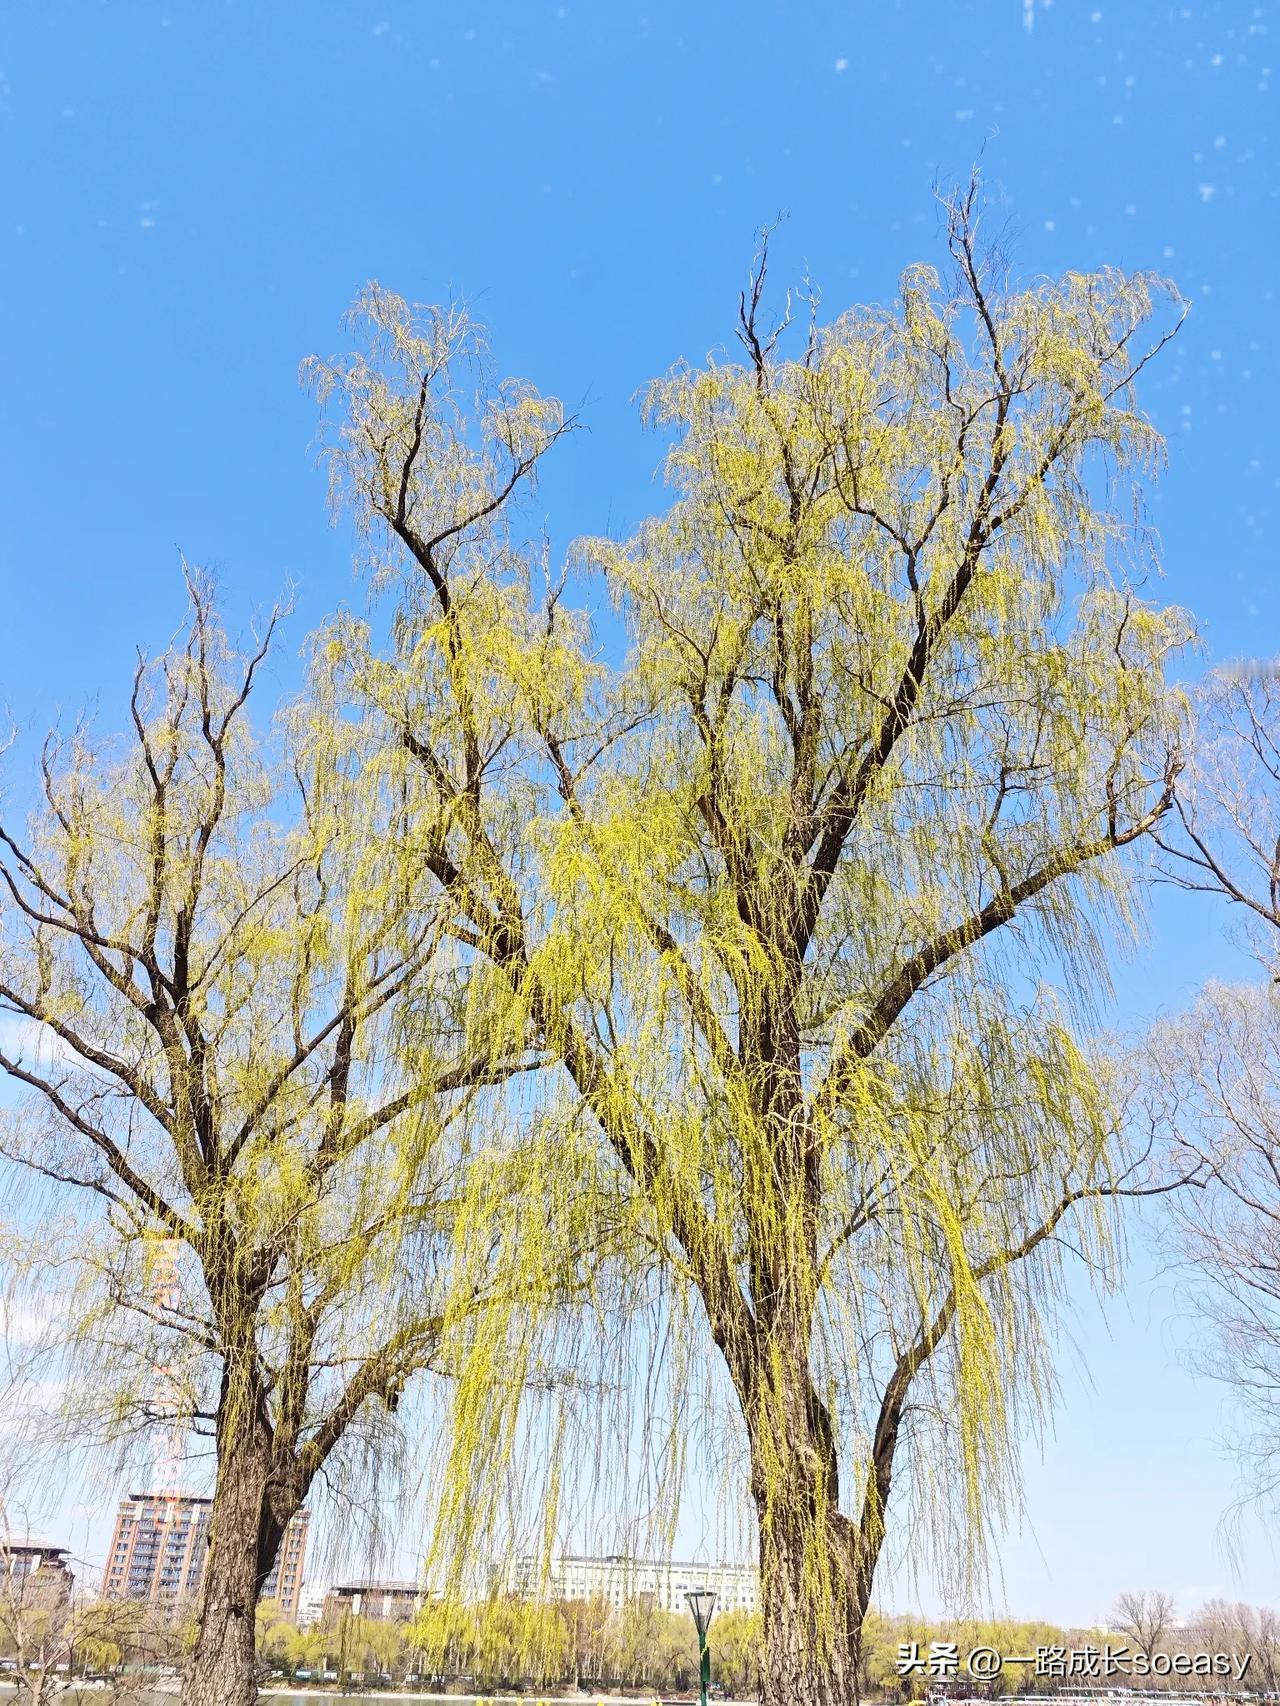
[1211, 52, 1224, 65]
[955, 108, 974, 119]
[1163, 245, 1176, 256]
[1198, 183, 1217, 200]
[372, 20, 389, 35]
[1044, 219, 1056, 230]
[1023, 0, 1035, 32]
[835, 57, 848, 71]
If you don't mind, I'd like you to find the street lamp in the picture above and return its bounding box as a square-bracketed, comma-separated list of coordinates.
[686, 1589, 717, 1706]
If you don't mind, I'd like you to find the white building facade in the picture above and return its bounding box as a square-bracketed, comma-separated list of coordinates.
[297, 1582, 327, 1628]
[512, 1553, 759, 1616]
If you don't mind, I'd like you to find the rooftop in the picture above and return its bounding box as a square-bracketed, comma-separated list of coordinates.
[126, 1491, 213, 1506]
[551, 1554, 756, 1570]
[330, 1581, 425, 1594]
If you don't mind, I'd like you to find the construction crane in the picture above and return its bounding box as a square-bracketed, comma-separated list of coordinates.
[146, 1238, 188, 1498]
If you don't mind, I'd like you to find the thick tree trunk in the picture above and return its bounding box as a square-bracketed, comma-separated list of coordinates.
[754, 1497, 861, 1706]
[182, 1417, 289, 1706]
[728, 1007, 895, 1704]
[749, 1397, 897, 1706]
[743, 1353, 870, 1706]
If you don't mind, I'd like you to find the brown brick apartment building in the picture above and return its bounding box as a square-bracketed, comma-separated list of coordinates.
[102, 1492, 307, 1618]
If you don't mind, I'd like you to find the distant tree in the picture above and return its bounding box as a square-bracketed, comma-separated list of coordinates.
[329, 1608, 404, 1687]
[555, 1592, 611, 1687]
[606, 1598, 698, 1691]
[0, 1558, 148, 1705]
[1198, 1599, 1280, 1693]
[307, 181, 1194, 1706]
[1112, 1590, 1176, 1659]
[1145, 671, 1280, 1513]
[712, 1607, 763, 1699]
[254, 1598, 295, 1673]
[405, 1597, 458, 1687]
[0, 586, 586, 1706]
[1155, 666, 1280, 974]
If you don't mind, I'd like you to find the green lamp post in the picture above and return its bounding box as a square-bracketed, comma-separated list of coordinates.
[686, 1589, 717, 1706]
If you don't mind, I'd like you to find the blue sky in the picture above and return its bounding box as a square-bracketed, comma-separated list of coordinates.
[0, 0, 1276, 1629]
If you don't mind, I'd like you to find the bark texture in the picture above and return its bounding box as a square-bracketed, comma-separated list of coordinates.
[182, 1404, 296, 1706]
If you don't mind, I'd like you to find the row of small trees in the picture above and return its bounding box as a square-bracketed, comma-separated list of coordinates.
[256, 1594, 759, 1695]
[246, 1595, 1280, 1700]
[4, 179, 1280, 1705]
[252, 1599, 1082, 1699]
[7, 1575, 1271, 1704]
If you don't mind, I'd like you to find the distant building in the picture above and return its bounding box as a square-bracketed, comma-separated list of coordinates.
[297, 1581, 327, 1628]
[511, 1553, 760, 1616]
[0, 1541, 74, 1615]
[102, 1492, 308, 1619]
[322, 1581, 428, 1624]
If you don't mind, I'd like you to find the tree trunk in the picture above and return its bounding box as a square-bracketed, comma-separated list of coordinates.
[182, 1413, 289, 1706]
[182, 1522, 261, 1706]
[754, 1499, 861, 1706]
[744, 1357, 866, 1706]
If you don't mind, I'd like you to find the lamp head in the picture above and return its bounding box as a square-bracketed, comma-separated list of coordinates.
[686, 1589, 717, 1640]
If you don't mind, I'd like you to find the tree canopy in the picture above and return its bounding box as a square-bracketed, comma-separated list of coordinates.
[0, 583, 590, 1705]
[303, 186, 1195, 1706]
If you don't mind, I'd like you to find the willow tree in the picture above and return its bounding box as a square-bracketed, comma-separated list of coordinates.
[308, 187, 1194, 1706]
[1141, 668, 1280, 1513]
[0, 1572, 148, 1706]
[0, 586, 580, 1706]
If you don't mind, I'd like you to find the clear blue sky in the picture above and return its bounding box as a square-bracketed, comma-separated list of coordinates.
[0, 0, 1276, 1628]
